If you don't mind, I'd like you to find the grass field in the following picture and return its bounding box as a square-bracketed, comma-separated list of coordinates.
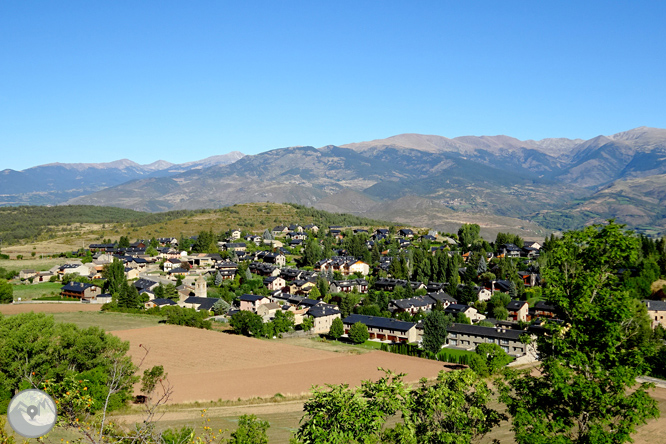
[0, 257, 64, 272]
[50, 311, 164, 331]
[10, 281, 62, 301]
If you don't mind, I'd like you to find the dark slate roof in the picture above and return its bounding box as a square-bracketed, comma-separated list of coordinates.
[644, 300, 666, 311]
[447, 323, 524, 341]
[391, 296, 433, 310]
[61, 282, 96, 292]
[306, 304, 340, 318]
[444, 304, 472, 314]
[298, 298, 321, 308]
[494, 280, 512, 292]
[342, 314, 416, 332]
[506, 300, 528, 311]
[152, 298, 177, 306]
[184, 296, 219, 311]
[532, 301, 557, 311]
[427, 292, 457, 305]
[169, 267, 189, 274]
[134, 278, 159, 290]
[240, 294, 267, 302]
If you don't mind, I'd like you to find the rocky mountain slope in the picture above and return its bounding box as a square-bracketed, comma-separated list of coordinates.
[5, 127, 666, 235]
[0, 152, 244, 206]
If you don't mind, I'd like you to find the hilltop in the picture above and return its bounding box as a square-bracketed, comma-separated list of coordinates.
[0, 203, 389, 255]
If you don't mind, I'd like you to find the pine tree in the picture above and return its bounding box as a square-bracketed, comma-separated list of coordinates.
[215, 271, 223, 286]
[477, 254, 487, 274]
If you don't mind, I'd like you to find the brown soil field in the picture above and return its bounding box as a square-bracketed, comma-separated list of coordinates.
[0, 303, 101, 315]
[113, 325, 449, 404]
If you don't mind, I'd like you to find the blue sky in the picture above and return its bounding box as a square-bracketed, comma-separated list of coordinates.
[1, 1, 665, 170]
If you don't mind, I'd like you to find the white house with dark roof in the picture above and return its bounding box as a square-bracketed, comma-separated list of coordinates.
[305, 304, 341, 334]
[239, 294, 270, 313]
[264, 276, 286, 291]
[506, 300, 529, 322]
[444, 304, 486, 322]
[644, 300, 666, 329]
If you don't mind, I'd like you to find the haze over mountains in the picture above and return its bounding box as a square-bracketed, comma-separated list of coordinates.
[0, 152, 244, 206]
[3, 127, 666, 235]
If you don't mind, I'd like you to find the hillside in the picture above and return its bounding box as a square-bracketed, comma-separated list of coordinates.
[0, 203, 389, 253]
[0, 152, 244, 206]
[530, 174, 666, 235]
[4, 127, 666, 233]
[68, 145, 587, 220]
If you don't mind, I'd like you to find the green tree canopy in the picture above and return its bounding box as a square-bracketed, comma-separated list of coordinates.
[500, 221, 660, 444]
[329, 317, 344, 340]
[0, 279, 13, 304]
[230, 311, 264, 338]
[469, 343, 513, 377]
[348, 322, 369, 344]
[422, 311, 452, 354]
[458, 223, 481, 247]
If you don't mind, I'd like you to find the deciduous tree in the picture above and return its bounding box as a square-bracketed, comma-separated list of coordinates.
[348, 322, 369, 344]
[422, 311, 452, 354]
[329, 317, 344, 340]
[500, 221, 660, 444]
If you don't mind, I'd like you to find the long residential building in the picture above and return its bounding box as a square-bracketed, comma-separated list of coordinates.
[445, 323, 530, 357]
[342, 314, 418, 343]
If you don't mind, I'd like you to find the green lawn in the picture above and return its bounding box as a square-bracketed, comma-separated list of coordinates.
[438, 347, 476, 358]
[11, 281, 62, 301]
[359, 340, 385, 350]
[50, 311, 163, 332]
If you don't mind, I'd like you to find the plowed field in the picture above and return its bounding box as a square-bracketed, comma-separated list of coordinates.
[113, 325, 448, 404]
[0, 303, 101, 315]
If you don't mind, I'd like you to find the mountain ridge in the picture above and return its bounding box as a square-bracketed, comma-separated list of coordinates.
[3, 126, 666, 235]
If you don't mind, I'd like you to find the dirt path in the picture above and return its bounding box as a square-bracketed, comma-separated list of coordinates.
[113, 400, 306, 424]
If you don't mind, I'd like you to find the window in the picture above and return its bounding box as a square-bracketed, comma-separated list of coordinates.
[449, 339, 458, 346]
[501, 346, 509, 352]
[500, 339, 509, 345]
[449, 333, 457, 338]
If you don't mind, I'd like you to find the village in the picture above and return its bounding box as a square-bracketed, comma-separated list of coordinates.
[10, 222, 666, 366]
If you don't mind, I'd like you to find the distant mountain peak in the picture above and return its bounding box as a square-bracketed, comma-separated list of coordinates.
[37, 159, 142, 171]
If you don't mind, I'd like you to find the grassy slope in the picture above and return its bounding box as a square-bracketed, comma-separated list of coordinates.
[0, 202, 391, 256]
[50, 311, 163, 331]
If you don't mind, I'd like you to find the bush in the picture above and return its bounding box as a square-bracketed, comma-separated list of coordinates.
[162, 306, 212, 329]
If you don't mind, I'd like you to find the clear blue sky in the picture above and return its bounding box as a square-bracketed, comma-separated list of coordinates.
[1, 1, 665, 170]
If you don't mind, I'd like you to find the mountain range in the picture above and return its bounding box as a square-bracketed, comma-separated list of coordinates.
[3, 127, 666, 235]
